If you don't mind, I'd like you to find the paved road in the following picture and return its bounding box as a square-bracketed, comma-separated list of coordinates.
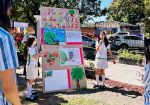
[85, 60, 144, 86]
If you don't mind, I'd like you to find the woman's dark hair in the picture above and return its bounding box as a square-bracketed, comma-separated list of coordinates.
[0, 0, 12, 30]
[24, 37, 35, 59]
[98, 31, 109, 47]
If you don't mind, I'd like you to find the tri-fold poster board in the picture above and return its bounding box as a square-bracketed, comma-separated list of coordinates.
[40, 7, 87, 93]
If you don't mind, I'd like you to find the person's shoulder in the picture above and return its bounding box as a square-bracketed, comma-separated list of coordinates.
[0, 27, 13, 38]
[0, 27, 9, 35]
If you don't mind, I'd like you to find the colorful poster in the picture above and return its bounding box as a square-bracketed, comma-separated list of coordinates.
[44, 69, 71, 92]
[40, 7, 87, 93]
[40, 7, 80, 30]
[43, 28, 66, 45]
[59, 48, 83, 66]
[66, 31, 82, 44]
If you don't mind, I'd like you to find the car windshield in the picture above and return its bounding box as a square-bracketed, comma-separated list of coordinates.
[117, 33, 128, 35]
[124, 36, 142, 40]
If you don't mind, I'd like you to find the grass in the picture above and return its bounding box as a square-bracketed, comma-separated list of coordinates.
[61, 97, 99, 105]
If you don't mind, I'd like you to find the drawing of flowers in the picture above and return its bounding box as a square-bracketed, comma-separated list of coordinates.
[44, 51, 59, 66]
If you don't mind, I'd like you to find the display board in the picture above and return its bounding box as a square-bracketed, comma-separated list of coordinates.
[40, 7, 87, 93]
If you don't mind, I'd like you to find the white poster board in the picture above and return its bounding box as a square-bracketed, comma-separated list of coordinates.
[66, 31, 82, 44]
[44, 70, 71, 92]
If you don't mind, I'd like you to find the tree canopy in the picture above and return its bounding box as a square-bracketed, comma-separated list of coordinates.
[144, 0, 150, 37]
[11, 0, 106, 26]
[107, 0, 144, 24]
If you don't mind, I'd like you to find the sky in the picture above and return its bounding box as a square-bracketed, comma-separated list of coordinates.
[93, 0, 113, 22]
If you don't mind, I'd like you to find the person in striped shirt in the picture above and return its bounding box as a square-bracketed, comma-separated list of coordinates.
[144, 50, 150, 105]
[144, 37, 150, 105]
[0, 0, 21, 105]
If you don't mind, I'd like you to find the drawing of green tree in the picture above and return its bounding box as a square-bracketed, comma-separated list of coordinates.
[71, 66, 84, 88]
[44, 31, 56, 45]
[60, 50, 68, 64]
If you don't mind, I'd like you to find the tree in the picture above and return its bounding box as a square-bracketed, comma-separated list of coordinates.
[144, 0, 150, 37]
[144, 0, 150, 64]
[71, 66, 84, 88]
[107, 0, 144, 24]
[11, 0, 105, 26]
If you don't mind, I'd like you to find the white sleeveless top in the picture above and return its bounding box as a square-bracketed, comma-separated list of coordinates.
[27, 46, 38, 65]
[96, 41, 110, 59]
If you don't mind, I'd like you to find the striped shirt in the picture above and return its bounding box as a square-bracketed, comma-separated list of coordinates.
[0, 27, 19, 105]
[144, 63, 150, 105]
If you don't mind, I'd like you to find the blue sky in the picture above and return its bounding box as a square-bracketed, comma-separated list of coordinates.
[93, 0, 113, 22]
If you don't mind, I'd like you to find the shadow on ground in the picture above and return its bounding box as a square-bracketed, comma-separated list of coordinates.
[61, 86, 142, 98]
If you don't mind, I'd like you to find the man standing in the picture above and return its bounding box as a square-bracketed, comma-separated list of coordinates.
[0, 0, 21, 105]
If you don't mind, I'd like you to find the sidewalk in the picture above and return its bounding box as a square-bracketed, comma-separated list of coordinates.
[85, 60, 144, 86]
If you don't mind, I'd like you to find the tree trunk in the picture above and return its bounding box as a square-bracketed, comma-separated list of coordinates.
[76, 79, 80, 89]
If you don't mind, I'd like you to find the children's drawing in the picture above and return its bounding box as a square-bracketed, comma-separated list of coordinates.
[40, 7, 80, 30]
[59, 50, 69, 65]
[59, 48, 82, 66]
[71, 66, 84, 88]
[44, 28, 66, 45]
[66, 31, 82, 44]
[69, 9, 75, 16]
[44, 70, 53, 77]
[43, 51, 59, 66]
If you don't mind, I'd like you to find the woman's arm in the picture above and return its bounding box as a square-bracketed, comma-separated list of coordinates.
[108, 49, 113, 59]
[108, 49, 116, 64]
[0, 69, 21, 105]
[96, 42, 100, 53]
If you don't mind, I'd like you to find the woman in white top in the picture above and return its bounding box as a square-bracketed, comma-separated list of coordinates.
[24, 36, 42, 101]
[94, 31, 116, 89]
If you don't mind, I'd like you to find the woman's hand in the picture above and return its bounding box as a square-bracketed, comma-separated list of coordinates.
[38, 53, 43, 57]
[112, 59, 116, 64]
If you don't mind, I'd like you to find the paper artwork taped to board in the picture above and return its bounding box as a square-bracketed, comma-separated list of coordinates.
[44, 69, 71, 92]
[59, 48, 83, 66]
[41, 7, 80, 30]
[66, 31, 82, 44]
[43, 28, 66, 45]
[71, 66, 84, 88]
[43, 51, 59, 66]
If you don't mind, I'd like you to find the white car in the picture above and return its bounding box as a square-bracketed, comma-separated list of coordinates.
[111, 35, 144, 49]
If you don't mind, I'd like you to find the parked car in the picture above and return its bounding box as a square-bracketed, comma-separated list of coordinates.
[82, 36, 96, 48]
[108, 32, 129, 41]
[82, 32, 94, 38]
[110, 35, 144, 49]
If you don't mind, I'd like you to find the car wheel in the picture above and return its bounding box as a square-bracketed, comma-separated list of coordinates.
[120, 44, 128, 49]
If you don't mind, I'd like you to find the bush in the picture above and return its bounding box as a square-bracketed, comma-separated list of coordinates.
[118, 49, 143, 61]
[18, 43, 26, 55]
